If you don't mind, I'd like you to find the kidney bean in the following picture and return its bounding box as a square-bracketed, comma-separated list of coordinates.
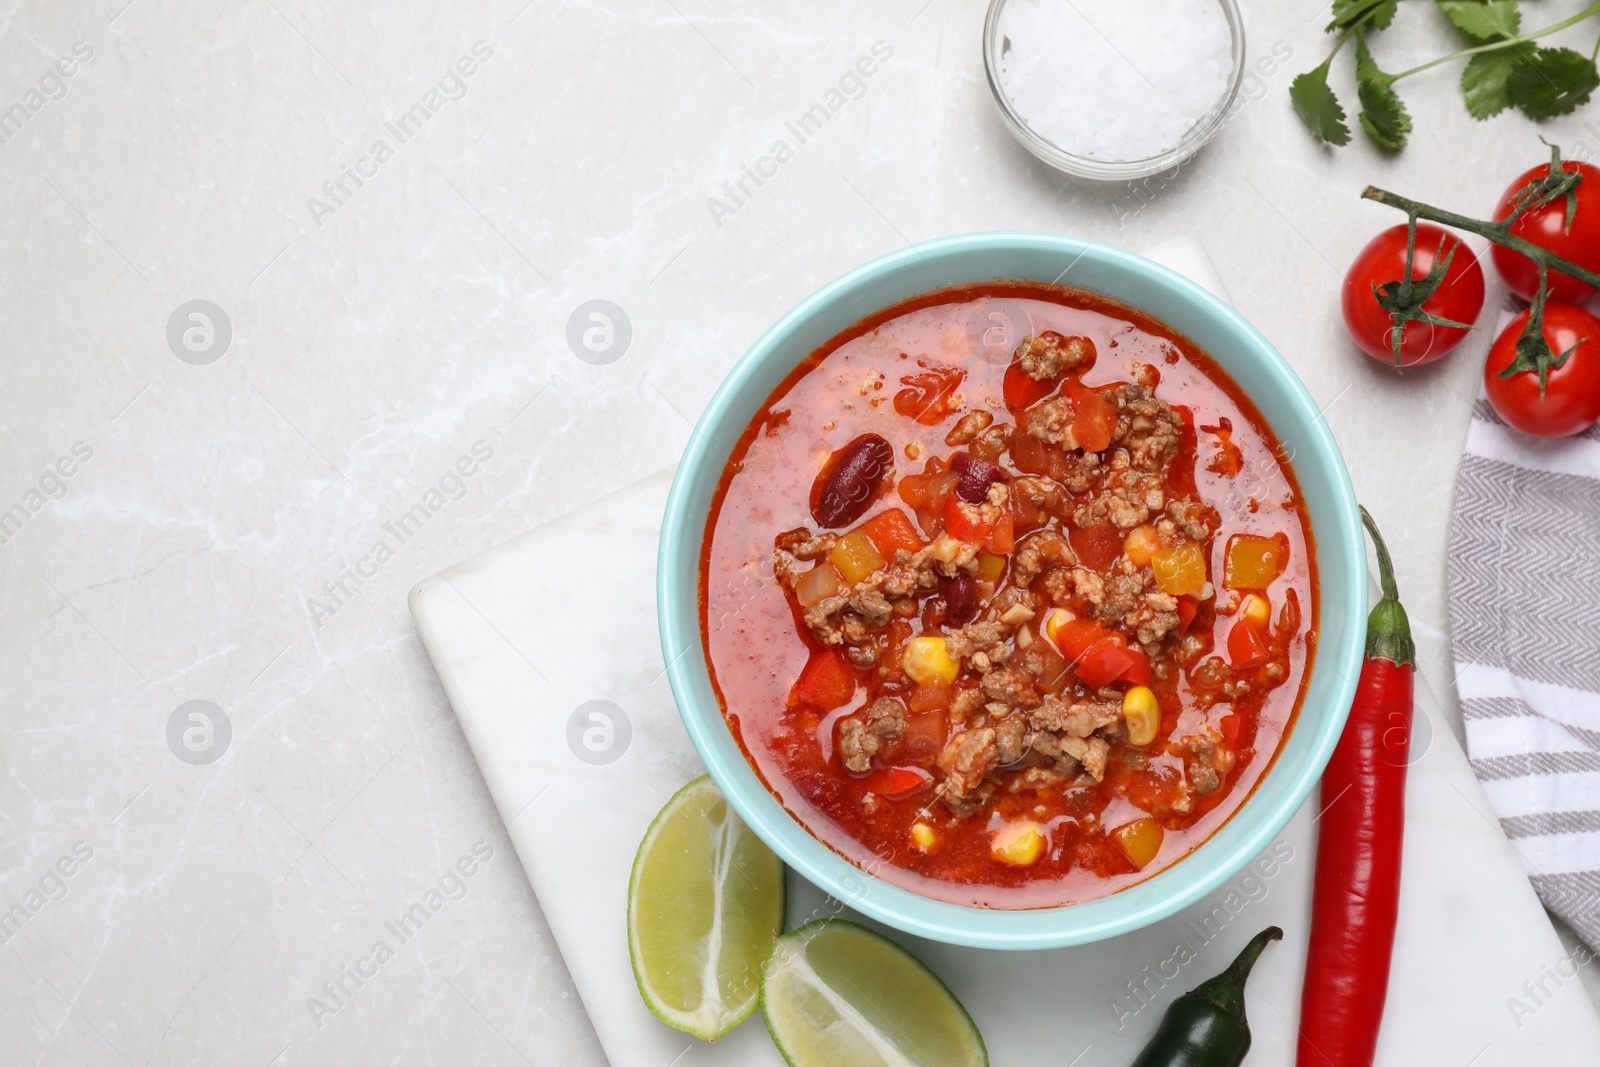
[950, 452, 1007, 505]
[943, 576, 978, 626]
[811, 433, 894, 528]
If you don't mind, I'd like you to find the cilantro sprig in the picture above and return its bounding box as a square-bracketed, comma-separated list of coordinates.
[1364, 144, 1600, 388]
[1293, 0, 1600, 150]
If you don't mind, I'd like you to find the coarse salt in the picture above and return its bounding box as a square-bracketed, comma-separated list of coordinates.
[996, 0, 1234, 164]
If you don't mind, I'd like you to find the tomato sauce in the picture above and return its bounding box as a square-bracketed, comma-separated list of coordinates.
[700, 284, 1317, 909]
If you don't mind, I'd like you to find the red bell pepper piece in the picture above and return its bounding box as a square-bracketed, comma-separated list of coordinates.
[861, 507, 925, 560]
[1002, 362, 1056, 410]
[1227, 618, 1271, 670]
[1065, 380, 1116, 452]
[863, 765, 930, 799]
[792, 648, 857, 711]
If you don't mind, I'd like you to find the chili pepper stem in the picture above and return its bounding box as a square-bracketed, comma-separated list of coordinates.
[1193, 925, 1284, 1017]
[1359, 506, 1416, 668]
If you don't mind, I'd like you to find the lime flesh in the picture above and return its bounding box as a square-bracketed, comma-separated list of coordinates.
[627, 775, 785, 1039]
[762, 919, 987, 1067]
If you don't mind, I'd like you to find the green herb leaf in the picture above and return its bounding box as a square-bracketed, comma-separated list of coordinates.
[1461, 49, 1517, 117]
[1508, 47, 1600, 120]
[1291, 63, 1352, 145]
[1436, 0, 1521, 40]
[1330, 0, 1398, 31]
[1356, 33, 1412, 149]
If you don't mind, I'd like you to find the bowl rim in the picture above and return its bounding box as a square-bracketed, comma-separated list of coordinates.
[658, 231, 1365, 949]
[980, 0, 1247, 180]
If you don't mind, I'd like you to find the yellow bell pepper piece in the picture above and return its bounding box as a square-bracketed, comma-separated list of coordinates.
[1151, 541, 1206, 597]
[902, 636, 959, 684]
[829, 530, 886, 584]
[1110, 817, 1163, 870]
[1224, 534, 1286, 591]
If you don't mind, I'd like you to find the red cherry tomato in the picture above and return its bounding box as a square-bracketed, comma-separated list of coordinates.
[1484, 304, 1600, 438]
[1490, 159, 1600, 303]
[1341, 223, 1485, 367]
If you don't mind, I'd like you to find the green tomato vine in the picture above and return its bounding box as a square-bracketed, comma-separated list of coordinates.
[1363, 143, 1600, 393]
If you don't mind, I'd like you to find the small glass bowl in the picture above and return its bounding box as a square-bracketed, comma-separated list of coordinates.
[982, 0, 1247, 181]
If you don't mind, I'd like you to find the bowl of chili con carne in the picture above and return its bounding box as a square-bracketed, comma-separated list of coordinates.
[659, 232, 1365, 949]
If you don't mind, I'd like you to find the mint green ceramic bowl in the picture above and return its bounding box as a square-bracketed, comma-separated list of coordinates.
[658, 232, 1364, 949]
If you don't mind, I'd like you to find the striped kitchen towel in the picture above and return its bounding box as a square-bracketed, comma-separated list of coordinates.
[1450, 390, 1600, 952]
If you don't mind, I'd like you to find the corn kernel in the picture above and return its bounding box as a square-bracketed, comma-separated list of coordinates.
[991, 822, 1045, 866]
[1122, 686, 1161, 747]
[911, 824, 937, 851]
[1042, 608, 1073, 646]
[1124, 525, 1160, 567]
[902, 636, 959, 684]
[1240, 593, 1271, 628]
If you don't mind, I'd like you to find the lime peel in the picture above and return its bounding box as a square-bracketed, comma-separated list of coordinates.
[627, 775, 785, 1040]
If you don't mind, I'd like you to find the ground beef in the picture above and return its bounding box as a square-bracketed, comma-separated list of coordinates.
[1012, 530, 1073, 587]
[1030, 696, 1121, 738]
[1183, 733, 1237, 794]
[944, 410, 993, 446]
[938, 728, 1000, 809]
[995, 714, 1030, 764]
[1039, 565, 1076, 606]
[946, 620, 1009, 659]
[1165, 498, 1217, 542]
[987, 586, 1040, 626]
[1024, 397, 1080, 452]
[837, 698, 906, 773]
[1015, 332, 1095, 380]
[973, 424, 1010, 460]
[784, 533, 952, 655]
[1073, 458, 1166, 531]
[1031, 730, 1082, 772]
[1058, 735, 1112, 781]
[1008, 766, 1068, 792]
[1064, 563, 1182, 649]
[1108, 383, 1184, 472]
[950, 686, 986, 723]
[775, 527, 837, 561]
[980, 665, 1042, 708]
[1011, 476, 1068, 523]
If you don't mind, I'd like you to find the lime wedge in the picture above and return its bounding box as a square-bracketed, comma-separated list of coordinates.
[627, 775, 785, 1039]
[761, 919, 987, 1067]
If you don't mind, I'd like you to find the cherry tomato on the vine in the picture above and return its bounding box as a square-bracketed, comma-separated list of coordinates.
[1341, 223, 1484, 367]
[1490, 159, 1600, 304]
[1484, 303, 1600, 438]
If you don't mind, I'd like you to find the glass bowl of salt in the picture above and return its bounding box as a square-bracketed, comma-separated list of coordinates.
[983, 0, 1246, 180]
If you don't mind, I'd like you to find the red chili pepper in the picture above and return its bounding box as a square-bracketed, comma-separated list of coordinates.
[1297, 507, 1414, 1067]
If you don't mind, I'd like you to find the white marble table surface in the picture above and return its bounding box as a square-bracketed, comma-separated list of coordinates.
[3, 1, 1598, 1064]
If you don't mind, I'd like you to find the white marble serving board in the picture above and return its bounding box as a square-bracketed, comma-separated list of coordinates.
[409, 244, 1600, 1066]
